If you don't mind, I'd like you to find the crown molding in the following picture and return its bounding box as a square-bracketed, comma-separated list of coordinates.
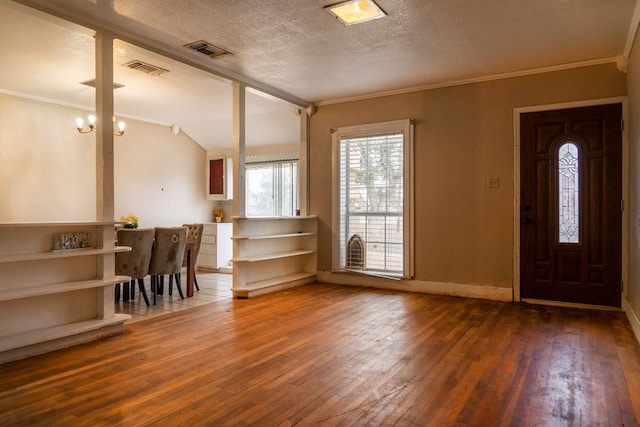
[317, 57, 619, 106]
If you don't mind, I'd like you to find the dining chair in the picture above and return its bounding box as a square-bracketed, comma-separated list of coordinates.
[148, 226, 188, 305]
[173, 223, 203, 292]
[115, 228, 155, 306]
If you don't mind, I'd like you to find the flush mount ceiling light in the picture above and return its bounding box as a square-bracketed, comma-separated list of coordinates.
[325, 0, 386, 26]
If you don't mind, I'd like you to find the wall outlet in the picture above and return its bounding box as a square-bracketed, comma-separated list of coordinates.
[487, 176, 500, 188]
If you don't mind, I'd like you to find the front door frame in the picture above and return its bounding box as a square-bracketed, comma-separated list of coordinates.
[513, 96, 629, 307]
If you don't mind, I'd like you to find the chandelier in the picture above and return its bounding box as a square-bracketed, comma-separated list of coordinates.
[76, 115, 126, 137]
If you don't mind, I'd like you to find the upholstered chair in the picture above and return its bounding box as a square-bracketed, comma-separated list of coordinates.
[115, 228, 155, 306]
[148, 227, 188, 305]
[177, 223, 203, 291]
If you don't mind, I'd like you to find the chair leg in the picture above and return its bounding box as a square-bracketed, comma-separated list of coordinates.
[129, 280, 135, 301]
[123, 282, 130, 301]
[151, 276, 157, 305]
[158, 275, 164, 295]
[137, 278, 150, 307]
[115, 283, 121, 302]
[194, 275, 199, 291]
[169, 274, 174, 296]
[174, 273, 184, 300]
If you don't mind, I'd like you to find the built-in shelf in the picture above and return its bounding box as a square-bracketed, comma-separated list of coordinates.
[233, 249, 315, 263]
[0, 247, 129, 264]
[234, 272, 317, 299]
[0, 275, 130, 302]
[0, 315, 130, 353]
[233, 216, 317, 298]
[0, 221, 124, 228]
[232, 232, 316, 241]
[0, 221, 131, 364]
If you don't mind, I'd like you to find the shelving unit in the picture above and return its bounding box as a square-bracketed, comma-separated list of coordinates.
[232, 216, 317, 298]
[0, 221, 131, 363]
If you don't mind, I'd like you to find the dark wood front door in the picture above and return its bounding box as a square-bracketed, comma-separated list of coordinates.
[520, 103, 622, 307]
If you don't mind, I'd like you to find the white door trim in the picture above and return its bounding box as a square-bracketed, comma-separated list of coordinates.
[513, 96, 629, 304]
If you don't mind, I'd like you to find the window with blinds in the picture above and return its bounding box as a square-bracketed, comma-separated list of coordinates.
[246, 159, 298, 217]
[332, 119, 414, 278]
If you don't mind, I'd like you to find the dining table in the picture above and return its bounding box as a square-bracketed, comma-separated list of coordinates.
[184, 239, 196, 297]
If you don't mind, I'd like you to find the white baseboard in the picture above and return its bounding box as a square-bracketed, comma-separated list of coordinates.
[316, 271, 513, 302]
[623, 297, 640, 346]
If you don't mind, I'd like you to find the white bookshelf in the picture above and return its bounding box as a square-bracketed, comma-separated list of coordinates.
[0, 221, 131, 363]
[232, 216, 317, 298]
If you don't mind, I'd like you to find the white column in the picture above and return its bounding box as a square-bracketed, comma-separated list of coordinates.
[94, 32, 115, 318]
[232, 82, 246, 218]
[95, 32, 115, 222]
[299, 109, 310, 216]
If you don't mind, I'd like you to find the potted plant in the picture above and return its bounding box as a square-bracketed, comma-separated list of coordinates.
[213, 209, 225, 223]
[119, 213, 139, 229]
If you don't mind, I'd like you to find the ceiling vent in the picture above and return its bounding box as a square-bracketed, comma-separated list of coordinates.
[184, 40, 230, 59]
[123, 60, 169, 75]
[79, 79, 125, 89]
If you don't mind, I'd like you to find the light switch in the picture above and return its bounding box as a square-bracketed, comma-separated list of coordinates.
[487, 176, 500, 188]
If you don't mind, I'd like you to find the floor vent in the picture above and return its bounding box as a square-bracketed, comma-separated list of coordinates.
[346, 234, 366, 270]
[123, 60, 169, 76]
[184, 40, 230, 59]
[79, 79, 125, 89]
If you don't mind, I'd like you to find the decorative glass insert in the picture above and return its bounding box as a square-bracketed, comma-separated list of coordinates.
[558, 142, 580, 243]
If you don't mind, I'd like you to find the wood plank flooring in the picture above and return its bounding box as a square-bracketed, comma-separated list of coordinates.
[1, 283, 639, 426]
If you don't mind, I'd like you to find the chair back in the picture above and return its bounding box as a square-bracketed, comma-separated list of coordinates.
[148, 227, 188, 276]
[115, 228, 155, 280]
[182, 223, 203, 267]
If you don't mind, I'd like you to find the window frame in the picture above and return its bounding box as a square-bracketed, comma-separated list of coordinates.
[331, 119, 414, 278]
[245, 159, 299, 217]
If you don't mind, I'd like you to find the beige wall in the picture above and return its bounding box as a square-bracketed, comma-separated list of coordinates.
[310, 63, 626, 290]
[0, 95, 96, 221]
[627, 39, 640, 320]
[0, 93, 213, 226]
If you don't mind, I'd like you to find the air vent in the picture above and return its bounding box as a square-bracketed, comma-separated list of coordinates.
[184, 40, 230, 59]
[79, 79, 125, 89]
[123, 60, 169, 75]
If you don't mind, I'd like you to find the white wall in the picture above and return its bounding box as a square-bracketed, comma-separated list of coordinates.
[0, 93, 213, 225]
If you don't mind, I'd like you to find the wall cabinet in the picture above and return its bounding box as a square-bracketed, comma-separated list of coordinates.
[0, 221, 131, 363]
[198, 223, 233, 272]
[206, 156, 232, 200]
[232, 216, 317, 298]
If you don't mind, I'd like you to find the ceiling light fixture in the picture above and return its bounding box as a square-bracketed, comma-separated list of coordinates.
[76, 115, 126, 137]
[325, 0, 386, 26]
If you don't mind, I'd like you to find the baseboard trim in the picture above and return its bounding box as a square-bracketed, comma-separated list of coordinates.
[521, 298, 621, 311]
[316, 271, 512, 302]
[623, 298, 640, 346]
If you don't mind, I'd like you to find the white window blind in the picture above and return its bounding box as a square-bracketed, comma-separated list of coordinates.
[246, 160, 298, 217]
[332, 119, 414, 278]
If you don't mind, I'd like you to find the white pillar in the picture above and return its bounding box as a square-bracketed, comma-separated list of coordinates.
[232, 82, 246, 218]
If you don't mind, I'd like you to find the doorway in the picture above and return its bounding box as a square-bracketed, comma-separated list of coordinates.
[519, 103, 623, 307]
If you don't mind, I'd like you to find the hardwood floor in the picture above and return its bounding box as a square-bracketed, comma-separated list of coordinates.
[115, 272, 233, 323]
[1, 283, 639, 426]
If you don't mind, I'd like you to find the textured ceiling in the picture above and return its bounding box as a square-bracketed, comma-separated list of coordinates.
[0, 0, 637, 150]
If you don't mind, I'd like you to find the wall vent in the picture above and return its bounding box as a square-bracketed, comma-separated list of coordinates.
[123, 60, 169, 75]
[79, 79, 125, 89]
[184, 40, 230, 59]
